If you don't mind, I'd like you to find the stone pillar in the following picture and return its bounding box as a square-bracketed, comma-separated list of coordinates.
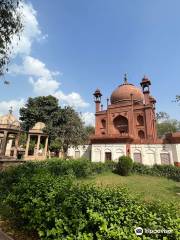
[1, 131, 8, 156]
[13, 133, 20, 158]
[44, 137, 48, 158]
[36, 135, 41, 156]
[25, 134, 31, 157]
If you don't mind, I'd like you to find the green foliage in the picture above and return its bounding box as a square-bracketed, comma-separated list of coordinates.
[91, 161, 117, 174]
[116, 156, 133, 176]
[84, 125, 95, 137]
[132, 163, 180, 182]
[19, 132, 27, 148]
[46, 158, 93, 178]
[0, 0, 23, 76]
[49, 138, 62, 153]
[19, 95, 59, 131]
[20, 96, 90, 155]
[157, 120, 180, 137]
[0, 159, 114, 199]
[1, 180, 179, 239]
[46, 106, 88, 155]
[0, 159, 179, 239]
[156, 111, 180, 137]
[156, 112, 170, 121]
[28, 140, 36, 154]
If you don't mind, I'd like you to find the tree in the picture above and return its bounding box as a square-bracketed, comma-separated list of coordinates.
[0, 0, 23, 76]
[84, 125, 95, 137]
[49, 138, 62, 156]
[46, 106, 88, 156]
[175, 95, 180, 102]
[156, 112, 180, 137]
[20, 96, 89, 156]
[19, 95, 59, 131]
[19, 132, 27, 147]
[156, 112, 170, 121]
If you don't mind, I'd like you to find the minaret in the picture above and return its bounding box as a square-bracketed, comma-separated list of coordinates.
[93, 89, 102, 112]
[140, 76, 157, 142]
[140, 76, 151, 105]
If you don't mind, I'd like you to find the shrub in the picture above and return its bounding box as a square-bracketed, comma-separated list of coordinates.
[2, 181, 179, 240]
[132, 162, 180, 182]
[0, 158, 115, 204]
[0, 159, 179, 239]
[45, 158, 92, 178]
[132, 162, 153, 175]
[91, 161, 117, 174]
[116, 155, 133, 176]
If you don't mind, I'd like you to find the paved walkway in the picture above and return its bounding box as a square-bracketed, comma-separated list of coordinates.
[0, 229, 14, 240]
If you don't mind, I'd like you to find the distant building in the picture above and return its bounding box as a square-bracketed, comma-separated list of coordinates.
[91, 74, 157, 144]
[69, 75, 180, 167]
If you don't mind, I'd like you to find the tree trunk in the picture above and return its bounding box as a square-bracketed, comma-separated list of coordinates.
[63, 145, 68, 159]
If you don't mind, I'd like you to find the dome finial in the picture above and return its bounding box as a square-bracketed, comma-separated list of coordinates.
[9, 106, 13, 114]
[124, 73, 128, 84]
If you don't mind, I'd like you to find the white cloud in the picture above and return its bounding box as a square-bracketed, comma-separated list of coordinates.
[8, 2, 89, 110]
[54, 91, 89, 108]
[11, 56, 60, 95]
[10, 2, 44, 57]
[29, 77, 60, 95]
[0, 99, 25, 117]
[81, 112, 95, 126]
[11, 56, 89, 108]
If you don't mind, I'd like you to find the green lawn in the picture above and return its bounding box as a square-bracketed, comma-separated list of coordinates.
[78, 172, 180, 206]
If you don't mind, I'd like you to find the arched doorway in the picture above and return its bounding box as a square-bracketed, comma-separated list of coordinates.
[113, 115, 128, 134]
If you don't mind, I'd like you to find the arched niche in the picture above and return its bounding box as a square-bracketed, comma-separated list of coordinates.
[113, 115, 128, 134]
[105, 148, 112, 162]
[160, 151, 170, 165]
[101, 119, 106, 129]
[133, 149, 142, 163]
[94, 148, 101, 162]
[75, 150, 80, 159]
[138, 130, 145, 139]
[137, 115, 144, 126]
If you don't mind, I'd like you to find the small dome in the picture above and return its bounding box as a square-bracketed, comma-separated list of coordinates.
[0, 111, 20, 129]
[30, 122, 46, 133]
[110, 83, 144, 104]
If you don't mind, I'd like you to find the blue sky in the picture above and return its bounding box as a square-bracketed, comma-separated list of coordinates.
[0, 0, 180, 124]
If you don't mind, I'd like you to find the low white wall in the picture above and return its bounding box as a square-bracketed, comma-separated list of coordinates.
[68, 145, 91, 160]
[130, 144, 174, 166]
[91, 144, 126, 163]
[68, 143, 180, 166]
[174, 144, 180, 163]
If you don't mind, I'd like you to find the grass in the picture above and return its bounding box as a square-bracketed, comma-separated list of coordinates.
[78, 172, 180, 206]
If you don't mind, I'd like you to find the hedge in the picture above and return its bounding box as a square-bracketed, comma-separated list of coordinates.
[132, 163, 180, 182]
[1, 173, 179, 240]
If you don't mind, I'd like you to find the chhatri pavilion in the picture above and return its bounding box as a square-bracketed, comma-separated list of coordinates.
[0, 109, 48, 168]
